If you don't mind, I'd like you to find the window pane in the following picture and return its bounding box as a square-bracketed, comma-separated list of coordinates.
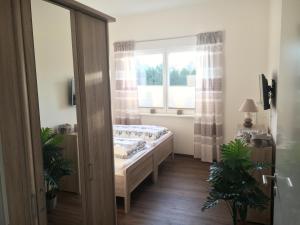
[168, 51, 196, 109]
[136, 54, 164, 107]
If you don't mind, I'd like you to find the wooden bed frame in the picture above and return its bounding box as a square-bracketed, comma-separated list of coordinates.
[115, 133, 174, 213]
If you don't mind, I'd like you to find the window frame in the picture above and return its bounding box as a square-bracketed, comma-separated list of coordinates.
[135, 46, 197, 115]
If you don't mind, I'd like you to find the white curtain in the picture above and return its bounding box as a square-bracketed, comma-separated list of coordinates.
[194, 31, 224, 162]
[114, 41, 141, 125]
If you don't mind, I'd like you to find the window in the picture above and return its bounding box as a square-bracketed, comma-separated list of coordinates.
[136, 53, 164, 108]
[168, 51, 196, 109]
[136, 48, 197, 113]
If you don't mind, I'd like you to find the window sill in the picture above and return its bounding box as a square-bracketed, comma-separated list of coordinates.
[140, 113, 194, 118]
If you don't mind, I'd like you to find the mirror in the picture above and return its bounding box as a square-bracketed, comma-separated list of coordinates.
[31, 1, 83, 224]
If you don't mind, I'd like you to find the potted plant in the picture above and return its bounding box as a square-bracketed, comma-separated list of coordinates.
[202, 139, 270, 225]
[41, 128, 73, 210]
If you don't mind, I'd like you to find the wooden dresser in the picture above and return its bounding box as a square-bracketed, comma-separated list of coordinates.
[236, 125, 273, 225]
[60, 133, 81, 194]
[248, 145, 273, 225]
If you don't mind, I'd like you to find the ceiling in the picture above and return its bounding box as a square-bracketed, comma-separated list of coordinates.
[76, 0, 204, 16]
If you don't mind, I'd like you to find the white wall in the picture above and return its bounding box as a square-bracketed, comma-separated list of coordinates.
[31, 0, 77, 129]
[142, 115, 194, 155]
[268, 0, 283, 75]
[268, 0, 282, 142]
[109, 0, 270, 155]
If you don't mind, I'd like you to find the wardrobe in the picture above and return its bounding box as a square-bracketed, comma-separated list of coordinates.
[0, 0, 116, 225]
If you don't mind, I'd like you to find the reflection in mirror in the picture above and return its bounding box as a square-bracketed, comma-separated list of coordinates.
[31, 0, 83, 224]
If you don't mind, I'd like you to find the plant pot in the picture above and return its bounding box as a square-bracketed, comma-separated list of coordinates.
[46, 196, 57, 210]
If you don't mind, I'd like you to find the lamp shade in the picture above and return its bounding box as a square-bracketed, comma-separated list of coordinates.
[239, 99, 258, 112]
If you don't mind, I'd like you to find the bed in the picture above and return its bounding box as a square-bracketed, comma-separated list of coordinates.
[113, 125, 174, 213]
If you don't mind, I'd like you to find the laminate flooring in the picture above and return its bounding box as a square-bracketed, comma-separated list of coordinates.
[47, 155, 251, 225]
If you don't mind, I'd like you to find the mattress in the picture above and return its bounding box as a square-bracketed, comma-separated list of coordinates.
[114, 131, 173, 176]
[114, 137, 146, 159]
[113, 125, 169, 141]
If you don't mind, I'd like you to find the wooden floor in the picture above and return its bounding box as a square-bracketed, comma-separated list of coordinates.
[117, 155, 232, 225]
[47, 155, 233, 225]
[47, 192, 83, 225]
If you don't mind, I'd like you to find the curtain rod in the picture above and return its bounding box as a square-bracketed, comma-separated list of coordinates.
[135, 34, 196, 43]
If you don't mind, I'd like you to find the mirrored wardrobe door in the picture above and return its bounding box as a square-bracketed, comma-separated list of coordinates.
[31, 1, 85, 224]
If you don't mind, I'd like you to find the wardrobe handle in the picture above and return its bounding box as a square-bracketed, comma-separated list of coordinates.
[88, 163, 93, 180]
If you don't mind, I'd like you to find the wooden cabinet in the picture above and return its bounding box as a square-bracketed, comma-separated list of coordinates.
[248, 146, 273, 225]
[0, 0, 47, 224]
[1, 0, 116, 225]
[236, 125, 273, 225]
[60, 134, 81, 194]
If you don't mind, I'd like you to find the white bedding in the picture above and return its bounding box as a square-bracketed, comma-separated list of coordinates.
[114, 137, 146, 159]
[113, 125, 169, 141]
[114, 131, 172, 176]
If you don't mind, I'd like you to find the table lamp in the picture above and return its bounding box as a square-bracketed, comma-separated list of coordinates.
[239, 99, 258, 128]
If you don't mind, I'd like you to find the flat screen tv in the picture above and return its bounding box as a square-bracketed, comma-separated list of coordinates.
[259, 74, 270, 110]
[69, 79, 76, 106]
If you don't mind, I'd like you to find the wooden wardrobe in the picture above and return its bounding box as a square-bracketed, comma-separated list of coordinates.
[0, 0, 116, 225]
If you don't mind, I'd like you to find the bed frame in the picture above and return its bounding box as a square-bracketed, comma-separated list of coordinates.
[115, 133, 174, 213]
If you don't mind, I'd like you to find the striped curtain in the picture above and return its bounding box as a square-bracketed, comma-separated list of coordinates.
[114, 41, 141, 125]
[194, 31, 224, 162]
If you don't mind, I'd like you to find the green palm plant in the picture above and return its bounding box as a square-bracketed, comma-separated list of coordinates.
[202, 139, 270, 225]
[41, 128, 73, 202]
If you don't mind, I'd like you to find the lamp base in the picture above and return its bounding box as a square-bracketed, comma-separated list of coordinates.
[243, 118, 253, 128]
